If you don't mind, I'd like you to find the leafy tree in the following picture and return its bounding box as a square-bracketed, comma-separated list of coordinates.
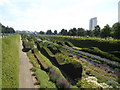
[54, 30, 57, 35]
[86, 30, 93, 37]
[1, 25, 5, 33]
[1, 24, 15, 34]
[9, 27, 15, 33]
[93, 25, 100, 37]
[39, 31, 45, 34]
[77, 28, 86, 36]
[112, 22, 120, 39]
[68, 28, 77, 36]
[60, 29, 67, 35]
[46, 30, 53, 35]
[100, 24, 111, 38]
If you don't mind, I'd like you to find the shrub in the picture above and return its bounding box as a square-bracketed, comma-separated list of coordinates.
[85, 69, 92, 75]
[106, 80, 120, 88]
[48, 66, 72, 88]
[56, 78, 71, 88]
[30, 67, 37, 72]
[35, 69, 56, 88]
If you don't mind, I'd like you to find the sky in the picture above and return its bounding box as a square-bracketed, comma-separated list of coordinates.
[0, 0, 119, 32]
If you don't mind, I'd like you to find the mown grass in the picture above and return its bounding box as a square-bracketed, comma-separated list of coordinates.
[27, 51, 40, 68]
[34, 49, 52, 69]
[0, 36, 2, 88]
[35, 69, 56, 88]
[2, 35, 20, 88]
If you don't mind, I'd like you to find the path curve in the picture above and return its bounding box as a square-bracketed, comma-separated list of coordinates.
[19, 36, 34, 88]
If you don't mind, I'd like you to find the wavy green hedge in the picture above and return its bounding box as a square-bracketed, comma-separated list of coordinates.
[2, 35, 20, 88]
[38, 35, 120, 52]
[81, 47, 120, 63]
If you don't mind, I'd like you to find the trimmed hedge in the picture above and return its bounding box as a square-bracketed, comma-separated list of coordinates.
[48, 66, 72, 88]
[81, 47, 120, 63]
[37, 35, 120, 52]
[55, 53, 82, 79]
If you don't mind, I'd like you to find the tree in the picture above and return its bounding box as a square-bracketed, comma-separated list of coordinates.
[9, 27, 15, 33]
[86, 30, 93, 37]
[39, 31, 45, 34]
[112, 22, 120, 39]
[60, 29, 67, 35]
[93, 25, 100, 37]
[54, 30, 57, 35]
[46, 30, 53, 35]
[68, 28, 77, 36]
[1, 25, 5, 33]
[77, 28, 86, 36]
[100, 24, 111, 39]
[1, 25, 15, 34]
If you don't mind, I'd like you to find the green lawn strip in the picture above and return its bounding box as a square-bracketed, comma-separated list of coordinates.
[34, 49, 52, 69]
[2, 35, 20, 88]
[27, 51, 40, 68]
[64, 41, 75, 47]
[43, 46, 55, 57]
[35, 69, 56, 88]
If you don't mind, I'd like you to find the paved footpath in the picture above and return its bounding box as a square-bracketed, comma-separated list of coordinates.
[19, 36, 34, 88]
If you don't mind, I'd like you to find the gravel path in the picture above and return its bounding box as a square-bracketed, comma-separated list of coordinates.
[19, 36, 34, 88]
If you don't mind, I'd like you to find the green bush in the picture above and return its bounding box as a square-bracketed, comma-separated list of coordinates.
[48, 66, 71, 88]
[106, 80, 120, 88]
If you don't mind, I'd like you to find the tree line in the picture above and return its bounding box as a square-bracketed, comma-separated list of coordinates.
[1, 23, 15, 34]
[39, 22, 120, 39]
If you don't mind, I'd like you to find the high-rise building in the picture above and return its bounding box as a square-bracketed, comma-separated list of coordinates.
[118, 1, 120, 23]
[89, 17, 97, 30]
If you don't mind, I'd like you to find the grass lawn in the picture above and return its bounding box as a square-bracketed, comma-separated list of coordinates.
[2, 35, 20, 88]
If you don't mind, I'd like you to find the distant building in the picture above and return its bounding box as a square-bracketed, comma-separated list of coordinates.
[89, 17, 97, 30]
[118, 1, 120, 23]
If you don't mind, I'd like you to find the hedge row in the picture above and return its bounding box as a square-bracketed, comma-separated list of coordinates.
[37, 35, 120, 52]
[67, 49, 120, 72]
[81, 47, 120, 63]
[37, 40, 83, 80]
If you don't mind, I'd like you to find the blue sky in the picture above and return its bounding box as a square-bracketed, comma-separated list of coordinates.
[0, 0, 119, 32]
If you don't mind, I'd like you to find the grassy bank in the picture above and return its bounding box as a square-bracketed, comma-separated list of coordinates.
[2, 35, 20, 88]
